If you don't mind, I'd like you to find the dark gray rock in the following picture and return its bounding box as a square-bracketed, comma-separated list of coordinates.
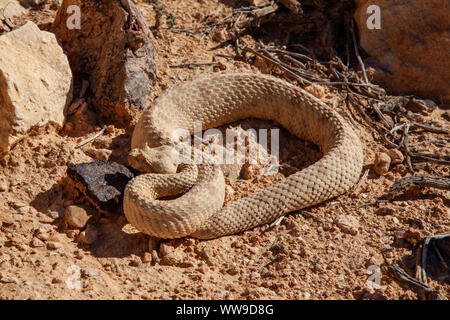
[67, 160, 136, 214]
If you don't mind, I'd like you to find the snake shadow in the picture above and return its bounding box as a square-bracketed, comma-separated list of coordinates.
[30, 173, 150, 259]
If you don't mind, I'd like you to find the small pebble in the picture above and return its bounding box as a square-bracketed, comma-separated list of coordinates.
[374, 152, 391, 175]
[388, 149, 404, 164]
[36, 233, 49, 241]
[334, 215, 360, 235]
[0, 180, 9, 192]
[64, 205, 90, 229]
[11, 201, 27, 209]
[16, 206, 30, 215]
[31, 238, 45, 248]
[46, 241, 62, 250]
[304, 83, 326, 99]
[81, 268, 99, 278]
[0, 276, 18, 284]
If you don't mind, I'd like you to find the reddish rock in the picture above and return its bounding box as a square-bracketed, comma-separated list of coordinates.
[64, 205, 89, 229]
[334, 215, 360, 235]
[354, 0, 450, 103]
[374, 152, 391, 175]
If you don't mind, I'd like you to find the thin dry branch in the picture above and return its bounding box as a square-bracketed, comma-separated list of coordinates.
[389, 175, 450, 195]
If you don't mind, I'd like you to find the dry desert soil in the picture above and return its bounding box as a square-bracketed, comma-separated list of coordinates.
[0, 0, 448, 300]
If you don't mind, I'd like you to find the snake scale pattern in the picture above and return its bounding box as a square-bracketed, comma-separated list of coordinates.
[123, 73, 364, 239]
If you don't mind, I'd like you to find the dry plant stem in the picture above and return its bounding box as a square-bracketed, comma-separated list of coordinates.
[402, 124, 414, 173]
[409, 139, 448, 148]
[415, 233, 450, 288]
[299, 211, 323, 224]
[351, 19, 369, 84]
[170, 62, 218, 69]
[384, 263, 435, 297]
[373, 103, 393, 129]
[415, 237, 430, 286]
[409, 153, 450, 165]
[389, 175, 450, 194]
[244, 46, 312, 85]
[391, 122, 449, 135]
[352, 168, 369, 193]
[75, 126, 106, 149]
[265, 48, 315, 62]
[167, 14, 233, 33]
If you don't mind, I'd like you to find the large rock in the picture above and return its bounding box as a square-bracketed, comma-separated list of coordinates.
[0, 21, 72, 156]
[354, 0, 450, 103]
[0, 0, 27, 21]
[51, 0, 156, 125]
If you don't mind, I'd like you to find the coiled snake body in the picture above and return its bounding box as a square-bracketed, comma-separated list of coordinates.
[123, 73, 364, 239]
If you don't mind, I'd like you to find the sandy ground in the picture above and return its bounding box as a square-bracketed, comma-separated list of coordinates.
[0, 0, 448, 300]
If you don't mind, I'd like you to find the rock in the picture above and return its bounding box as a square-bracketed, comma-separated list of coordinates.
[46, 241, 62, 250]
[31, 238, 45, 247]
[403, 228, 422, 246]
[374, 152, 391, 175]
[67, 160, 136, 214]
[19, 0, 45, 7]
[304, 84, 326, 99]
[159, 242, 185, 266]
[252, 0, 271, 6]
[374, 207, 394, 216]
[51, 0, 156, 124]
[77, 224, 98, 245]
[354, 0, 450, 103]
[216, 61, 227, 71]
[0, 210, 14, 226]
[36, 232, 49, 241]
[64, 205, 90, 229]
[0, 179, 8, 192]
[11, 201, 26, 209]
[46, 204, 64, 219]
[16, 206, 30, 215]
[334, 215, 360, 235]
[81, 267, 98, 278]
[0, 275, 18, 284]
[0, 21, 72, 157]
[253, 55, 271, 74]
[388, 149, 404, 164]
[84, 148, 112, 161]
[0, 0, 27, 20]
[242, 163, 262, 180]
[212, 28, 227, 42]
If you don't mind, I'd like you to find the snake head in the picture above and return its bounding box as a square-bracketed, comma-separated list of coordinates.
[128, 145, 178, 174]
